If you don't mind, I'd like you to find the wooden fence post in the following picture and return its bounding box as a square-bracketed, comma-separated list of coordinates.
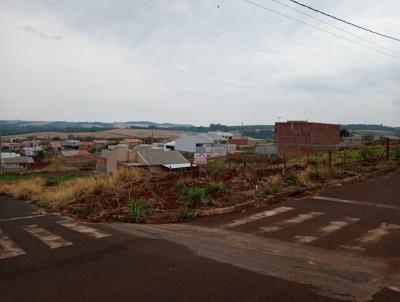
[386, 139, 390, 161]
[283, 154, 287, 170]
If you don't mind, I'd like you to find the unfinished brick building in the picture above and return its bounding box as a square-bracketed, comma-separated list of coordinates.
[275, 121, 340, 158]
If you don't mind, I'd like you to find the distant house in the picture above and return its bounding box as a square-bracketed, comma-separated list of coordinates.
[121, 138, 143, 149]
[79, 141, 95, 150]
[1, 156, 34, 169]
[339, 136, 363, 148]
[255, 145, 278, 156]
[21, 146, 44, 157]
[62, 140, 81, 149]
[47, 141, 63, 153]
[94, 140, 108, 146]
[174, 132, 236, 156]
[98, 144, 190, 174]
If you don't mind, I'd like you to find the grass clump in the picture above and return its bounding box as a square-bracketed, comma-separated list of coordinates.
[177, 206, 200, 221]
[359, 146, 379, 161]
[393, 147, 400, 160]
[204, 182, 230, 194]
[302, 166, 338, 182]
[180, 186, 212, 206]
[285, 171, 302, 186]
[128, 198, 152, 223]
[27, 162, 79, 173]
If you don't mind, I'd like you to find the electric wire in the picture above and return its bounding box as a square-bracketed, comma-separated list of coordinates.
[286, 0, 400, 43]
[243, 0, 400, 59]
[267, 0, 400, 56]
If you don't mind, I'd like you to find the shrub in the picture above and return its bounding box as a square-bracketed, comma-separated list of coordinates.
[229, 193, 243, 205]
[257, 184, 280, 197]
[304, 166, 338, 181]
[177, 206, 200, 221]
[393, 147, 400, 159]
[180, 186, 212, 206]
[285, 171, 301, 186]
[204, 182, 230, 194]
[128, 198, 152, 223]
[359, 146, 378, 161]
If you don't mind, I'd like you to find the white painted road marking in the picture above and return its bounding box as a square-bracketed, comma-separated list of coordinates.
[226, 206, 294, 228]
[342, 223, 400, 251]
[0, 215, 46, 223]
[0, 229, 26, 259]
[22, 224, 73, 249]
[57, 220, 111, 239]
[295, 217, 360, 243]
[388, 286, 400, 293]
[311, 196, 400, 211]
[260, 212, 325, 234]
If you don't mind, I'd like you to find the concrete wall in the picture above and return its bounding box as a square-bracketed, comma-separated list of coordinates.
[275, 122, 340, 158]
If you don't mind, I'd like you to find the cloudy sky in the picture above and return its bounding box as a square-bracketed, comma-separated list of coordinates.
[0, 0, 399, 126]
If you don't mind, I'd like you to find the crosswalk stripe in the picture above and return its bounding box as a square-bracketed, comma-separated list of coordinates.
[341, 223, 400, 252]
[22, 224, 73, 249]
[388, 286, 400, 293]
[259, 211, 324, 234]
[0, 229, 26, 259]
[226, 206, 294, 228]
[57, 220, 111, 239]
[294, 217, 360, 243]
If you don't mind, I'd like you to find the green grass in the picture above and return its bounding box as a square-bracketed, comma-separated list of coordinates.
[128, 198, 152, 223]
[285, 171, 302, 186]
[180, 186, 212, 206]
[177, 206, 200, 221]
[0, 174, 85, 184]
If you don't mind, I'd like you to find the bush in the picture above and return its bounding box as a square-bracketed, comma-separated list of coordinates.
[204, 182, 230, 194]
[304, 166, 338, 181]
[285, 171, 301, 186]
[177, 206, 200, 221]
[128, 198, 152, 223]
[257, 184, 280, 197]
[393, 147, 400, 159]
[229, 193, 243, 205]
[359, 146, 378, 161]
[180, 186, 212, 206]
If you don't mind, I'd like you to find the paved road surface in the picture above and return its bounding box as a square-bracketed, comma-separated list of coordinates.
[1, 170, 399, 301]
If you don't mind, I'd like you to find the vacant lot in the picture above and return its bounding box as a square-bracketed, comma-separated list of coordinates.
[1, 144, 399, 224]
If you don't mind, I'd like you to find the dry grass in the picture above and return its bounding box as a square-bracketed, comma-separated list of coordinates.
[0, 169, 149, 213]
[27, 162, 79, 173]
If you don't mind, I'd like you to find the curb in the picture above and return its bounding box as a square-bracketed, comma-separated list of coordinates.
[198, 166, 399, 218]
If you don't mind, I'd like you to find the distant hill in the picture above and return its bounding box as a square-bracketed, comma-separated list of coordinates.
[0, 120, 398, 139]
[0, 120, 194, 135]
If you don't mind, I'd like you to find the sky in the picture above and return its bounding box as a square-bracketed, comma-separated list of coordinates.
[0, 0, 399, 126]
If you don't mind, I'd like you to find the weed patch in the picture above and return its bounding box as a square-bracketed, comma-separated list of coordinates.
[128, 198, 152, 223]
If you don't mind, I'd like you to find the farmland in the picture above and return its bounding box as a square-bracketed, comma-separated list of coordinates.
[3, 128, 195, 140]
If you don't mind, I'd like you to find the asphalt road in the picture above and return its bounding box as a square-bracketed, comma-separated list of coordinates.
[1, 170, 399, 301]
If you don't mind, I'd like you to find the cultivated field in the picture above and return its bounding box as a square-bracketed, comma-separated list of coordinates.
[4, 128, 194, 140]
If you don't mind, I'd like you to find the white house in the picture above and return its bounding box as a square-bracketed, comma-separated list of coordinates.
[21, 146, 44, 157]
[174, 132, 236, 156]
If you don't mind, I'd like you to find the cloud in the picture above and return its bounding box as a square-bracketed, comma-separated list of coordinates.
[0, 0, 400, 126]
[393, 98, 400, 106]
[20, 24, 63, 40]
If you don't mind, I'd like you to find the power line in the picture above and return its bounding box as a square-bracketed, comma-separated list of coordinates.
[243, 0, 400, 60]
[286, 0, 400, 43]
[267, 0, 400, 56]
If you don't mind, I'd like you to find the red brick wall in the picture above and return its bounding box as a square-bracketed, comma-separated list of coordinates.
[275, 122, 340, 158]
